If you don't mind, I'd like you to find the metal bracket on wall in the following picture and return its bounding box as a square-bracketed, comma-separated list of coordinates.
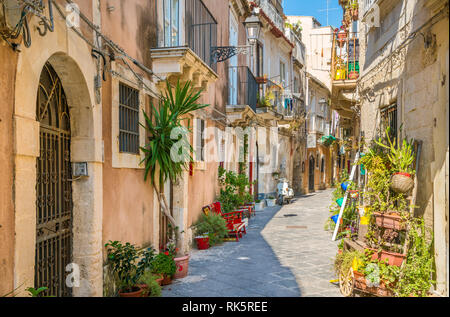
[211, 45, 251, 63]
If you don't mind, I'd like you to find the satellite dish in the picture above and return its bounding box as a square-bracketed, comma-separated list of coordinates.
[0, 0, 24, 34]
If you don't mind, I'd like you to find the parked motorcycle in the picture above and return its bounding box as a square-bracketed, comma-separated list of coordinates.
[277, 178, 294, 205]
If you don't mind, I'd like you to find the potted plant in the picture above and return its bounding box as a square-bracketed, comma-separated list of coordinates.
[105, 241, 156, 297]
[192, 213, 228, 247]
[137, 270, 162, 297]
[337, 26, 348, 46]
[266, 195, 277, 207]
[141, 80, 208, 282]
[151, 252, 177, 285]
[373, 211, 406, 230]
[350, 0, 359, 20]
[255, 74, 268, 84]
[194, 234, 210, 250]
[255, 199, 265, 212]
[164, 224, 190, 280]
[374, 128, 416, 194]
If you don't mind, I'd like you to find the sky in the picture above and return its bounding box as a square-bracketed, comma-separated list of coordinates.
[283, 0, 343, 29]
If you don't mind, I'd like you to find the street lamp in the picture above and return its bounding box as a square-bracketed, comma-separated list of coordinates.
[210, 10, 261, 63]
[244, 12, 262, 45]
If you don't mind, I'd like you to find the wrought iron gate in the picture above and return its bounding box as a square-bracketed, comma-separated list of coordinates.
[35, 62, 73, 297]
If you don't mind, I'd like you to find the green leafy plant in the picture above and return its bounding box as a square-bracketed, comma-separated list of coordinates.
[364, 263, 381, 287]
[192, 213, 228, 246]
[138, 270, 162, 297]
[257, 90, 275, 108]
[395, 217, 435, 297]
[140, 80, 208, 231]
[334, 250, 365, 276]
[151, 253, 176, 278]
[218, 166, 253, 213]
[26, 287, 49, 297]
[105, 241, 156, 293]
[374, 127, 416, 175]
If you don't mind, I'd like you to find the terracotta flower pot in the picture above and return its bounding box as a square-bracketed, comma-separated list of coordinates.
[161, 275, 172, 286]
[373, 212, 405, 230]
[173, 255, 190, 279]
[390, 172, 414, 193]
[369, 249, 406, 267]
[348, 71, 359, 80]
[118, 286, 144, 297]
[155, 274, 164, 286]
[353, 271, 393, 296]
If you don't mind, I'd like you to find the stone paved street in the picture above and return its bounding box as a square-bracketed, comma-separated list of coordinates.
[162, 189, 342, 297]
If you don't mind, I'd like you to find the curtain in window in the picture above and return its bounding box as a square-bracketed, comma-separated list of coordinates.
[164, 0, 179, 46]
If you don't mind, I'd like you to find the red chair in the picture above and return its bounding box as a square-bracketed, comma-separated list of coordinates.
[202, 202, 247, 241]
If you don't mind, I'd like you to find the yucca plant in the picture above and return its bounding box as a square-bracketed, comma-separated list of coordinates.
[140, 80, 208, 226]
[374, 127, 415, 175]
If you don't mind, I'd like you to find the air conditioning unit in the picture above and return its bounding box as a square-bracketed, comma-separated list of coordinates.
[0, 0, 23, 35]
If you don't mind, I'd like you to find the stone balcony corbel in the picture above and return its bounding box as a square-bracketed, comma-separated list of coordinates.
[150, 46, 218, 91]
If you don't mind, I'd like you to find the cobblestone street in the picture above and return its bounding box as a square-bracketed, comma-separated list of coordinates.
[162, 189, 342, 297]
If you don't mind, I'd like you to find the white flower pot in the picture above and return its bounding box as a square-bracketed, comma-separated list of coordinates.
[255, 202, 265, 211]
[266, 199, 277, 207]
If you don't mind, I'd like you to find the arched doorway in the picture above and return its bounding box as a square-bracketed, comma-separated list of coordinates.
[309, 155, 315, 192]
[35, 62, 73, 297]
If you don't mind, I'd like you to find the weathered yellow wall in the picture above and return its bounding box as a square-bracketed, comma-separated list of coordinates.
[0, 43, 16, 296]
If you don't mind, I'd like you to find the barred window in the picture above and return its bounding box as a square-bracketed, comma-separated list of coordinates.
[381, 103, 398, 141]
[119, 83, 140, 154]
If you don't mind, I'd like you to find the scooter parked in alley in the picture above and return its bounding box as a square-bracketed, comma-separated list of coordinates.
[277, 178, 294, 205]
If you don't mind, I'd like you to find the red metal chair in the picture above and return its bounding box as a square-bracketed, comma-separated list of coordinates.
[202, 202, 247, 241]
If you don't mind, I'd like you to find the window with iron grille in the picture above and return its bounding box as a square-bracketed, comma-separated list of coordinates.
[119, 83, 140, 154]
[380, 103, 398, 141]
[195, 118, 205, 161]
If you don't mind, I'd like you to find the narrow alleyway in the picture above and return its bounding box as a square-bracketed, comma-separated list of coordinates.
[162, 189, 342, 297]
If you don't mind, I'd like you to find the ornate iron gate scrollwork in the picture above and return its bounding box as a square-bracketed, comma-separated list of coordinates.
[35, 62, 73, 297]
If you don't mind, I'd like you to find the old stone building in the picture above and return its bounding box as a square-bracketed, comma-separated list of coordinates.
[356, 0, 449, 295]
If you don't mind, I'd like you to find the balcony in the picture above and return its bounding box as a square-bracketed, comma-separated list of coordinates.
[331, 32, 359, 86]
[151, 0, 218, 90]
[226, 66, 259, 126]
[330, 31, 359, 118]
[285, 28, 306, 67]
[255, 0, 285, 32]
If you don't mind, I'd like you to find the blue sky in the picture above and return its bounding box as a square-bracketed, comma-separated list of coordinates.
[283, 0, 343, 29]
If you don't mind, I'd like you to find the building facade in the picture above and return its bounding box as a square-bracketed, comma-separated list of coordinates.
[356, 0, 449, 295]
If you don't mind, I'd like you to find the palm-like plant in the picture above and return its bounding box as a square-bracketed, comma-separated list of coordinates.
[374, 127, 415, 175]
[140, 80, 208, 226]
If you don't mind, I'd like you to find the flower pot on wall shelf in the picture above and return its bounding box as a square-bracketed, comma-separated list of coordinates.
[255, 76, 268, 84]
[369, 249, 406, 267]
[390, 172, 414, 193]
[373, 212, 406, 230]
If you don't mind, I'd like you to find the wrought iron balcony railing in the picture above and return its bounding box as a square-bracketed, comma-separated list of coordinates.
[331, 32, 359, 81]
[158, 0, 217, 72]
[228, 66, 258, 112]
[255, 0, 285, 32]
